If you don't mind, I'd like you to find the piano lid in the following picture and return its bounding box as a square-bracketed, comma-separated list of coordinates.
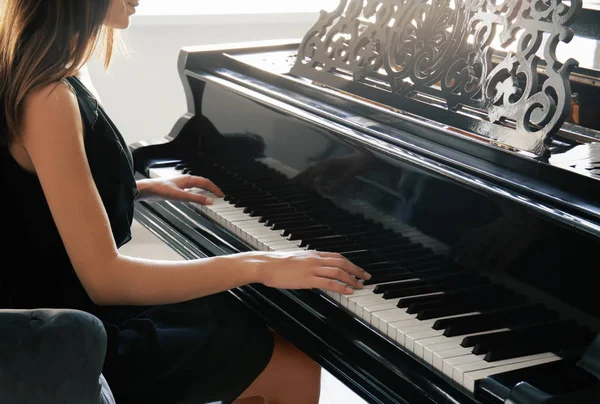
[289, 0, 595, 158]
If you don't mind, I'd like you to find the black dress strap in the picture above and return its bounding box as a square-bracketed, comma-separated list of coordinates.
[66, 75, 139, 248]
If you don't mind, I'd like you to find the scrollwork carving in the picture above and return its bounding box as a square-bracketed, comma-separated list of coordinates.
[291, 0, 583, 156]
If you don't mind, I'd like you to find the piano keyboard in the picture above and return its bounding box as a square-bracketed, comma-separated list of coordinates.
[147, 158, 593, 394]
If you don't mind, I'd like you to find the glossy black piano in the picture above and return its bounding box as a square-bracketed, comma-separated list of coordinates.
[130, 1, 600, 402]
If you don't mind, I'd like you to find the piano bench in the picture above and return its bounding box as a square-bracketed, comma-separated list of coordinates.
[0, 308, 116, 404]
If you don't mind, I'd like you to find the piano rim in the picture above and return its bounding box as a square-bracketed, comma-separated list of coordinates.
[131, 196, 482, 404]
[172, 42, 600, 241]
[125, 40, 600, 403]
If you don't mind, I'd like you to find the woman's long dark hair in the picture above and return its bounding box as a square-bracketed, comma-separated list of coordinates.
[0, 0, 116, 145]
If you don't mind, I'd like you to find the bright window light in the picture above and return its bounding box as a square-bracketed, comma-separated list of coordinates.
[136, 0, 340, 15]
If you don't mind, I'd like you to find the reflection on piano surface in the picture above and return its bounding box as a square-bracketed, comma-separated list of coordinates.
[130, 1, 600, 403]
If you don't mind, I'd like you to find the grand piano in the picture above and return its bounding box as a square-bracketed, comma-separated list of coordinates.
[129, 1, 600, 402]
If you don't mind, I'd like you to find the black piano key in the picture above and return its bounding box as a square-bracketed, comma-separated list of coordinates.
[382, 276, 489, 299]
[306, 226, 370, 238]
[484, 338, 565, 362]
[365, 271, 430, 286]
[364, 272, 412, 285]
[377, 272, 484, 293]
[301, 236, 351, 248]
[383, 284, 448, 300]
[415, 285, 524, 319]
[405, 297, 449, 313]
[369, 241, 425, 252]
[262, 212, 309, 225]
[292, 204, 344, 215]
[315, 244, 365, 254]
[149, 160, 183, 170]
[237, 198, 270, 208]
[399, 293, 449, 309]
[277, 191, 321, 201]
[374, 279, 425, 293]
[271, 219, 319, 231]
[288, 227, 338, 241]
[361, 261, 403, 271]
[358, 237, 412, 248]
[360, 262, 407, 273]
[435, 303, 558, 336]
[308, 237, 358, 248]
[238, 195, 295, 205]
[328, 223, 384, 235]
[235, 193, 277, 203]
[418, 293, 527, 320]
[352, 231, 411, 245]
[484, 320, 586, 361]
[372, 247, 433, 262]
[310, 210, 363, 221]
[346, 256, 388, 267]
[384, 248, 436, 262]
[373, 268, 458, 289]
[448, 309, 559, 337]
[464, 319, 578, 353]
[392, 254, 448, 268]
[249, 206, 297, 217]
[265, 205, 338, 220]
[340, 256, 383, 268]
[243, 202, 291, 213]
[281, 224, 326, 237]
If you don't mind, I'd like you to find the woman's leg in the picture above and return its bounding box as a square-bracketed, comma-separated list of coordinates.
[234, 330, 321, 404]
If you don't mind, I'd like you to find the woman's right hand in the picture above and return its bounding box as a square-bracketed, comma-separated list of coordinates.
[238, 250, 371, 295]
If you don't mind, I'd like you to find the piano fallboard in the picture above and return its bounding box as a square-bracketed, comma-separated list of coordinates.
[130, 42, 600, 404]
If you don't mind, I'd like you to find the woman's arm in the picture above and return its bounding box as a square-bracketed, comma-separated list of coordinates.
[20, 82, 368, 306]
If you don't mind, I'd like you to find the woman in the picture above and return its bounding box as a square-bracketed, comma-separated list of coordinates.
[0, 1, 370, 403]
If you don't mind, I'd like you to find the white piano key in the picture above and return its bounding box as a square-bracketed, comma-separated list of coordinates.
[345, 293, 388, 313]
[150, 165, 565, 396]
[218, 211, 255, 221]
[462, 355, 561, 392]
[373, 309, 416, 332]
[360, 301, 400, 323]
[435, 348, 473, 375]
[207, 204, 242, 213]
[268, 241, 304, 249]
[339, 284, 387, 307]
[447, 353, 488, 378]
[404, 328, 450, 352]
[327, 287, 377, 310]
[415, 320, 502, 360]
[454, 352, 559, 386]
[149, 167, 180, 178]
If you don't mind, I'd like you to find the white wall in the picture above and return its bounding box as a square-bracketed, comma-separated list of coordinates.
[88, 13, 319, 145]
[89, 10, 600, 147]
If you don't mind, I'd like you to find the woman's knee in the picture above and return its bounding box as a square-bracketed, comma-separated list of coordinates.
[238, 332, 320, 403]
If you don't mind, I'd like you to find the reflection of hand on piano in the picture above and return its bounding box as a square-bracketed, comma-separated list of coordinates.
[237, 250, 371, 295]
[448, 206, 541, 273]
[294, 149, 375, 195]
[135, 174, 224, 204]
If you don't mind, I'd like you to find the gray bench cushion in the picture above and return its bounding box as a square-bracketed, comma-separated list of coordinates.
[0, 309, 115, 404]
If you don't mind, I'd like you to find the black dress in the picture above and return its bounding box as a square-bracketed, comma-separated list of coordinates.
[0, 76, 274, 404]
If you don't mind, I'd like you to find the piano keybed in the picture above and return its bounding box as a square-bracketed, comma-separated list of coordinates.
[148, 156, 595, 396]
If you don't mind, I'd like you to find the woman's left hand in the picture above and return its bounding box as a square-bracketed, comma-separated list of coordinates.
[136, 175, 224, 205]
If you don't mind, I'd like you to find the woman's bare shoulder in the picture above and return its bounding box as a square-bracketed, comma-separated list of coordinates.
[24, 80, 78, 112]
[21, 79, 83, 141]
